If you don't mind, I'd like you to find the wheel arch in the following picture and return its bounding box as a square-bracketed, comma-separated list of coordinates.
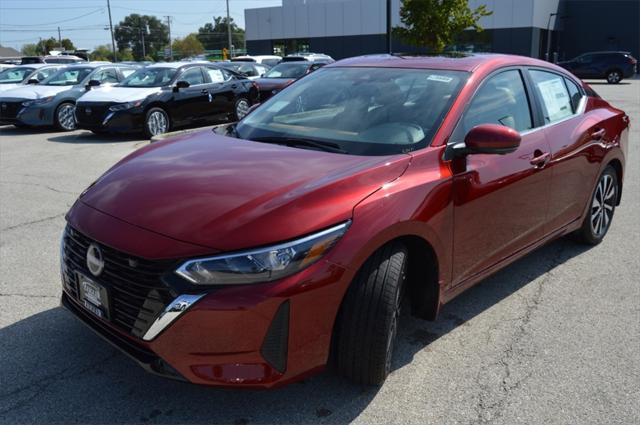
[607, 158, 624, 205]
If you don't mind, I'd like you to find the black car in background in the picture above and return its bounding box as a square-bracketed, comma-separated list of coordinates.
[558, 51, 637, 83]
[75, 62, 259, 137]
[253, 61, 325, 102]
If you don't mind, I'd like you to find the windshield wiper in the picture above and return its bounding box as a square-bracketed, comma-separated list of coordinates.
[251, 136, 347, 154]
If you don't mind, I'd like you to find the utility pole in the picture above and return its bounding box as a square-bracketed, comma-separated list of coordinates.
[165, 16, 173, 61]
[57, 27, 62, 49]
[107, 0, 117, 62]
[545, 13, 557, 62]
[226, 0, 232, 58]
[386, 0, 392, 54]
[140, 25, 146, 59]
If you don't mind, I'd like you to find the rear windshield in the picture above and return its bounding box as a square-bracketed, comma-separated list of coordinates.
[236, 67, 468, 156]
[263, 63, 310, 79]
[0, 67, 35, 84]
[119, 67, 178, 87]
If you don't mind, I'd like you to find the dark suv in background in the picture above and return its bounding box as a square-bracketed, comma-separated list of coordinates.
[558, 51, 637, 83]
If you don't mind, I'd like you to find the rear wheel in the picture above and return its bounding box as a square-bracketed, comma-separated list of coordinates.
[234, 97, 251, 121]
[144, 107, 170, 138]
[54, 102, 76, 131]
[606, 70, 622, 84]
[574, 166, 618, 245]
[335, 242, 408, 385]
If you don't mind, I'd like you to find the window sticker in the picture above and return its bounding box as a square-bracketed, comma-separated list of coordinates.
[536, 78, 571, 122]
[427, 75, 454, 83]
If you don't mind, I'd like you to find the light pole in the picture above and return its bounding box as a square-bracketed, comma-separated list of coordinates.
[545, 13, 557, 62]
[226, 0, 233, 58]
[386, 0, 392, 54]
[107, 0, 117, 62]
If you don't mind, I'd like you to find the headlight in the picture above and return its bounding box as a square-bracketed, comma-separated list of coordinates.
[109, 99, 144, 111]
[175, 221, 350, 285]
[22, 96, 54, 106]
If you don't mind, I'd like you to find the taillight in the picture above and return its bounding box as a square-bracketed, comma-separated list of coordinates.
[626, 55, 637, 65]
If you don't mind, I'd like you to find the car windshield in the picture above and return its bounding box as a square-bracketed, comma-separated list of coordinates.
[41, 68, 93, 86]
[236, 67, 468, 156]
[119, 67, 178, 87]
[0, 67, 35, 83]
[262, 63, 310, 79]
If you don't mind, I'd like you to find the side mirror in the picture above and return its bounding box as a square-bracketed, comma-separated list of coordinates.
[85, 79, 101, 90]
[456, 124, 521, 156]
[174, 80, 190, 91]
[27, 78, 39, 85]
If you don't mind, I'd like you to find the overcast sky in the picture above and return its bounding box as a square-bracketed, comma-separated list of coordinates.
[0, 0, 282, 50]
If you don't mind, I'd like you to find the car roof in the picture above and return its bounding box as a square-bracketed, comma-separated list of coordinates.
[330, 53, 563, 73]
[145, 61, 209, 69]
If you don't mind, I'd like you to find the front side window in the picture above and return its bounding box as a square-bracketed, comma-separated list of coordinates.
[577, 54, 593, 64]
[456, 69, 533, 139]
[236, 67, 467, 156]
[33, 67, 59, 81]
[0, 67, 35, 84]
[119, 67, 177, 87]
[41, 68, 93, 86]
[121, 68, 136, 78]
[93, 68, 118, 83]
[530, 70, 572, 124]
[180, 67, 205, 85]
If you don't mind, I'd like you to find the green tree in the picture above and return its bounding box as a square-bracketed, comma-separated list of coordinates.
[21, 43, 39, 56]
[172, 34, 205, 59]
[114, 14, 169, 61]
[394, 0, 492, 53]
[91, 45, 114, 61]
[196, 17, 245, 51]
[27, 37, 76, 55]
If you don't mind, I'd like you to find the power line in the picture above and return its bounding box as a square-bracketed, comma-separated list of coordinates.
[0, 8, 105, 27]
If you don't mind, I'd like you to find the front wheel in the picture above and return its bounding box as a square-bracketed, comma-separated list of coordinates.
[334, 242, 408, 385]
[606, 70, 622, 84]
[144, 107, 170, 138]
[574, 166, 618, 245]
[55, 102, 77, 131]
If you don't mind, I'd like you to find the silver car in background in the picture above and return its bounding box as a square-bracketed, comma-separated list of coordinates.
[0, 64, 65, 93]
[0, 63, 138, 130]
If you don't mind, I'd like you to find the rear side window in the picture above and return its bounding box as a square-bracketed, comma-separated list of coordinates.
[529, 70, 572, 124]
[564, 77, 584, 112]
[458, 69, 533, 136]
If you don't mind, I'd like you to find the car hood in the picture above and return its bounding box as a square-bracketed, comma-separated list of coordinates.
[80, 130, 411, 252]
[78, 86, 162, 103]
[0, 84, 72, 100]
[255, 78, 295, 90]
[0, 83, 21, 93]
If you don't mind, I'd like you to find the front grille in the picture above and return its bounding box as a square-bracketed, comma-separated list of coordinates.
[76, 102, 114, 126]
[62, 226, 177, 338]
[0, 100, 23, 121]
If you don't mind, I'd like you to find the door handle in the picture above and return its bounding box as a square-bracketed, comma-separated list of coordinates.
[231, 84, 238, 89]
[592, 128, 606, 140]
[530, 151, 550, 168]
[201, 89, 208, 94]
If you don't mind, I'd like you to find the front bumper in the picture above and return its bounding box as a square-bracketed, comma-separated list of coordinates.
[62, 203, 349, 388]
[76, 103, 145, 134]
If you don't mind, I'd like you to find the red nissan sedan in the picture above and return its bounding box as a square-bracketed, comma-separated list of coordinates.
[61, 54, 629, 388]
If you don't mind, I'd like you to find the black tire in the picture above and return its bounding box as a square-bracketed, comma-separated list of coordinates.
[606, 69, 622, 84]
[233, 97, 251, 121]
[335, 242, 408, 385]
[54, 102, 77, 131]
[144, 107, 170, 138]
[13, 122, 27, 128]
[574, 166, 618, 245]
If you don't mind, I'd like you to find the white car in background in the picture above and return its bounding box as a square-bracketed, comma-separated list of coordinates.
[233, 55, 282, 67]
[0, 64, 64, 93]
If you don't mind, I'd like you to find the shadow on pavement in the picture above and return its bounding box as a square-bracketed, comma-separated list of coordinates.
[0, 125, 55, 135]
[0, 238, 591, 424]
[47, 131, 145, 144]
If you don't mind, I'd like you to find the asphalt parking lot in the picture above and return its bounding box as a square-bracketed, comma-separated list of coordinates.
[0, 79, 638, 425]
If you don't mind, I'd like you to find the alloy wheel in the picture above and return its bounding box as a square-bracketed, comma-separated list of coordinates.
[57, 103, 77, 130]
[147, 110, 168, 136]
[590, 173, 616, 237]
[607, 71, 621, 84]
[236, 99, 250, 120]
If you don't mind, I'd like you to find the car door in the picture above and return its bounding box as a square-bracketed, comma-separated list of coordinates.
[204, 67, 237, 122]
[526, 69, 608, 233]
[450, 68, 553, 286]
[170, 66, 209, 124]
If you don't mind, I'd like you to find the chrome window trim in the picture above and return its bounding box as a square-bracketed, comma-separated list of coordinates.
[142, 293, 206, 341]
